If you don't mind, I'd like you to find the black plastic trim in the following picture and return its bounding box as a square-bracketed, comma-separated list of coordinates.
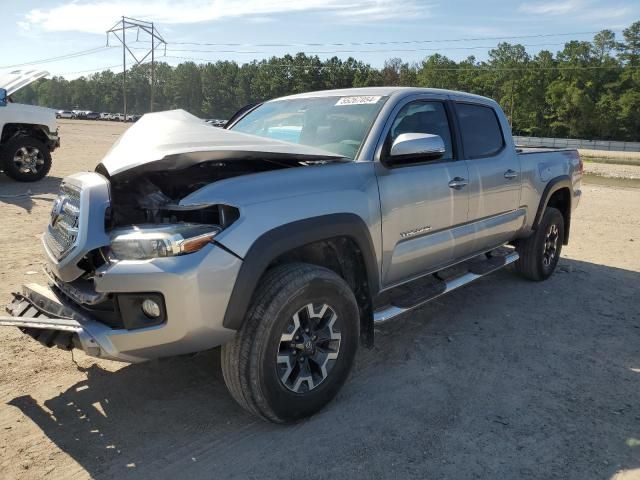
[116, 293, 167, 330]
[532, 175, 572, 243]
[222, 213, 380, 330]
[224, 102, 263, 129]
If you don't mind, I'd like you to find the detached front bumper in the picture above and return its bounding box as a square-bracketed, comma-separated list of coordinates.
[1, 283, 139, 362]
[2, 244, 243, 363]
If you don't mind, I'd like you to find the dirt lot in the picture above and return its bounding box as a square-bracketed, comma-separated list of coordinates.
[0, 120, 639, 479]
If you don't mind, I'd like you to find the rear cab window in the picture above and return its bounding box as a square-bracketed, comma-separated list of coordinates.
[456, 103, 505, 158]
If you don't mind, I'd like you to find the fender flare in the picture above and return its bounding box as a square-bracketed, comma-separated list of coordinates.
[222, 213, 380, 330]
[1, 123, 53, 145]
[532, 175, 572, 241]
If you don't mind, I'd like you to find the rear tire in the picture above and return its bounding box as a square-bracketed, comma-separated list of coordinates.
[515, 207, 564, 281]
[1, 136, 52, 182]
[221, 263, 359, 423]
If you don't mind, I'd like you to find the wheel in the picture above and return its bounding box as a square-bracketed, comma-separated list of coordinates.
[1, 136, 52, 182]
[221, 263, 359, 423]
[515, 207, 564, 281]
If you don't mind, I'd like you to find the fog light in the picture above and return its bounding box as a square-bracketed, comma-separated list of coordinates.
[141, 299, 161, 318]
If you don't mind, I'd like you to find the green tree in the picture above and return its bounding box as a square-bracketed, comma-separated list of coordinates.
[9, 19, 640, 141]
[621, 21, 640, 66]
[171, 62, 202, 115]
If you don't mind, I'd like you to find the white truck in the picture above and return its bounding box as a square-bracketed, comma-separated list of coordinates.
[0, 69, 60, 182]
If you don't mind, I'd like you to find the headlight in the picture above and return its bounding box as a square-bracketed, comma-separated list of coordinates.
[108, 224, 221, 260]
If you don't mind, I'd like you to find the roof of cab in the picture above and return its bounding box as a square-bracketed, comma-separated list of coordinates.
[273, 86, 495, 104]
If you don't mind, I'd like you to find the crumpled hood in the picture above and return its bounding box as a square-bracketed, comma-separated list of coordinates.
[99, 109, 345, 177]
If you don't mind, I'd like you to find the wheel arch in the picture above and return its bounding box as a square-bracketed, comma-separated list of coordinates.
[1, 123, 51, 146]
[533, 175, 572, 245]
[222, 213, 380, 344]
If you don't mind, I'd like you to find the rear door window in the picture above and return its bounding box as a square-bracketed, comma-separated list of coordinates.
[456, 103, 504, 158]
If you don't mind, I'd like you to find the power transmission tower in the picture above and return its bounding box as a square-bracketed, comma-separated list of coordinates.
[106, 17, 167, 116]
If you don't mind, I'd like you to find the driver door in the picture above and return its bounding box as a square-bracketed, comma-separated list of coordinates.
[376, 98, 469, 287]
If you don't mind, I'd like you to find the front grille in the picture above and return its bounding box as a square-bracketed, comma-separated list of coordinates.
[44, 183, 81, 260]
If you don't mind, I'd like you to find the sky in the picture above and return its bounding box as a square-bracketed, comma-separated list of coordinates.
[2, 0, 639, 78]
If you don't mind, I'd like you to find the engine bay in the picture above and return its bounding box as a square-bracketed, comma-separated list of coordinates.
[102, 158, 292, 228]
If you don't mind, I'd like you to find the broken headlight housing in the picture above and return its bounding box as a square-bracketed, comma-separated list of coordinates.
[107, 224, 221, 261]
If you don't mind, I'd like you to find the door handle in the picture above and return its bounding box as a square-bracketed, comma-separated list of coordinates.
[448, 177, 468, 189]
[504, 169, 518, 179]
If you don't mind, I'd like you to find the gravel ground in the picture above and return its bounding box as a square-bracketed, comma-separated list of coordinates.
[585, 162, 640, 180]
[580, 149, 640, 164]
[0, 120, 638, 480]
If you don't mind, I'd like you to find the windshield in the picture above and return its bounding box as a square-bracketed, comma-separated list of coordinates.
[230, 95, 387, 159]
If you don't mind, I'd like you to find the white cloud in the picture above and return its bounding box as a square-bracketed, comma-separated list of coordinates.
[519, 0, 635, 20]
[20, 0, 431, 34]
[519, 0, 583, 15]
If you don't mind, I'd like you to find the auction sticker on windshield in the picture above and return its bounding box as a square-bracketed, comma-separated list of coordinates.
[335, 96, 382, 106]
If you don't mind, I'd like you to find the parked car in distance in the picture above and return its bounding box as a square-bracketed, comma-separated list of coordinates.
[111, 113, 125, 122]
[56, 110, 74, 119]
[99, 112, 110, 121]
[85, 111, 100, 120]
[125, 114, 141, 122]
[1, 87, 583, 422]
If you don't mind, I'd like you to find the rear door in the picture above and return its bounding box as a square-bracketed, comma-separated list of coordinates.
[375, 96, 469, 287]
[452, 101, 523, 256]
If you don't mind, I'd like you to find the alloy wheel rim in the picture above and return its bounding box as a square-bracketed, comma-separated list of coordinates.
[542, 223, 559, 267]
[277, 302, 341, 393]
[13, 146, 44, 174]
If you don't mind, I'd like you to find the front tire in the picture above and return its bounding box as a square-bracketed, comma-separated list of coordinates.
[515, 207, 564, 281]
[1, 136, 52, 182]
[221, 263, 359, 423]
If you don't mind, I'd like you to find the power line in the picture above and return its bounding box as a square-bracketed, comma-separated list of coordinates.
[0, 47, 109, 69]
[135, 30, 606, 48]
[58, 64, 122, 76]
[150, 41, 575, 56]
[162, 55, 638, 71]
[1, 28, 617, 71]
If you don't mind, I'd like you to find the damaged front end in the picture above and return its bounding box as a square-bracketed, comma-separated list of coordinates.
[2, 109, 345, 362]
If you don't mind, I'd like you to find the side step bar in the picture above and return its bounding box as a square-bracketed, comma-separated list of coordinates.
[373, 251, 519, 323]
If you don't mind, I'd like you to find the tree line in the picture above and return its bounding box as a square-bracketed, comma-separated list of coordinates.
[12, 21, 640, 141]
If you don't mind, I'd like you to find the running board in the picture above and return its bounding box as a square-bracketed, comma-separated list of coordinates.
[373, 251, 519, 323]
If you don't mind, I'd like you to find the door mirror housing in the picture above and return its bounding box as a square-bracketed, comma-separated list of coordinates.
[0, 88, 7, 107]
[386, 133, 445, 165]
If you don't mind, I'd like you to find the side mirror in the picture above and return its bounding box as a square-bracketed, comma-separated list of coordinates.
[0, 88, 7, 107]
[386, 133, 445, 165]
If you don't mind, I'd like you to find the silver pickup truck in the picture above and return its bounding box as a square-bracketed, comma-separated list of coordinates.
[2, 87, 582, 423]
